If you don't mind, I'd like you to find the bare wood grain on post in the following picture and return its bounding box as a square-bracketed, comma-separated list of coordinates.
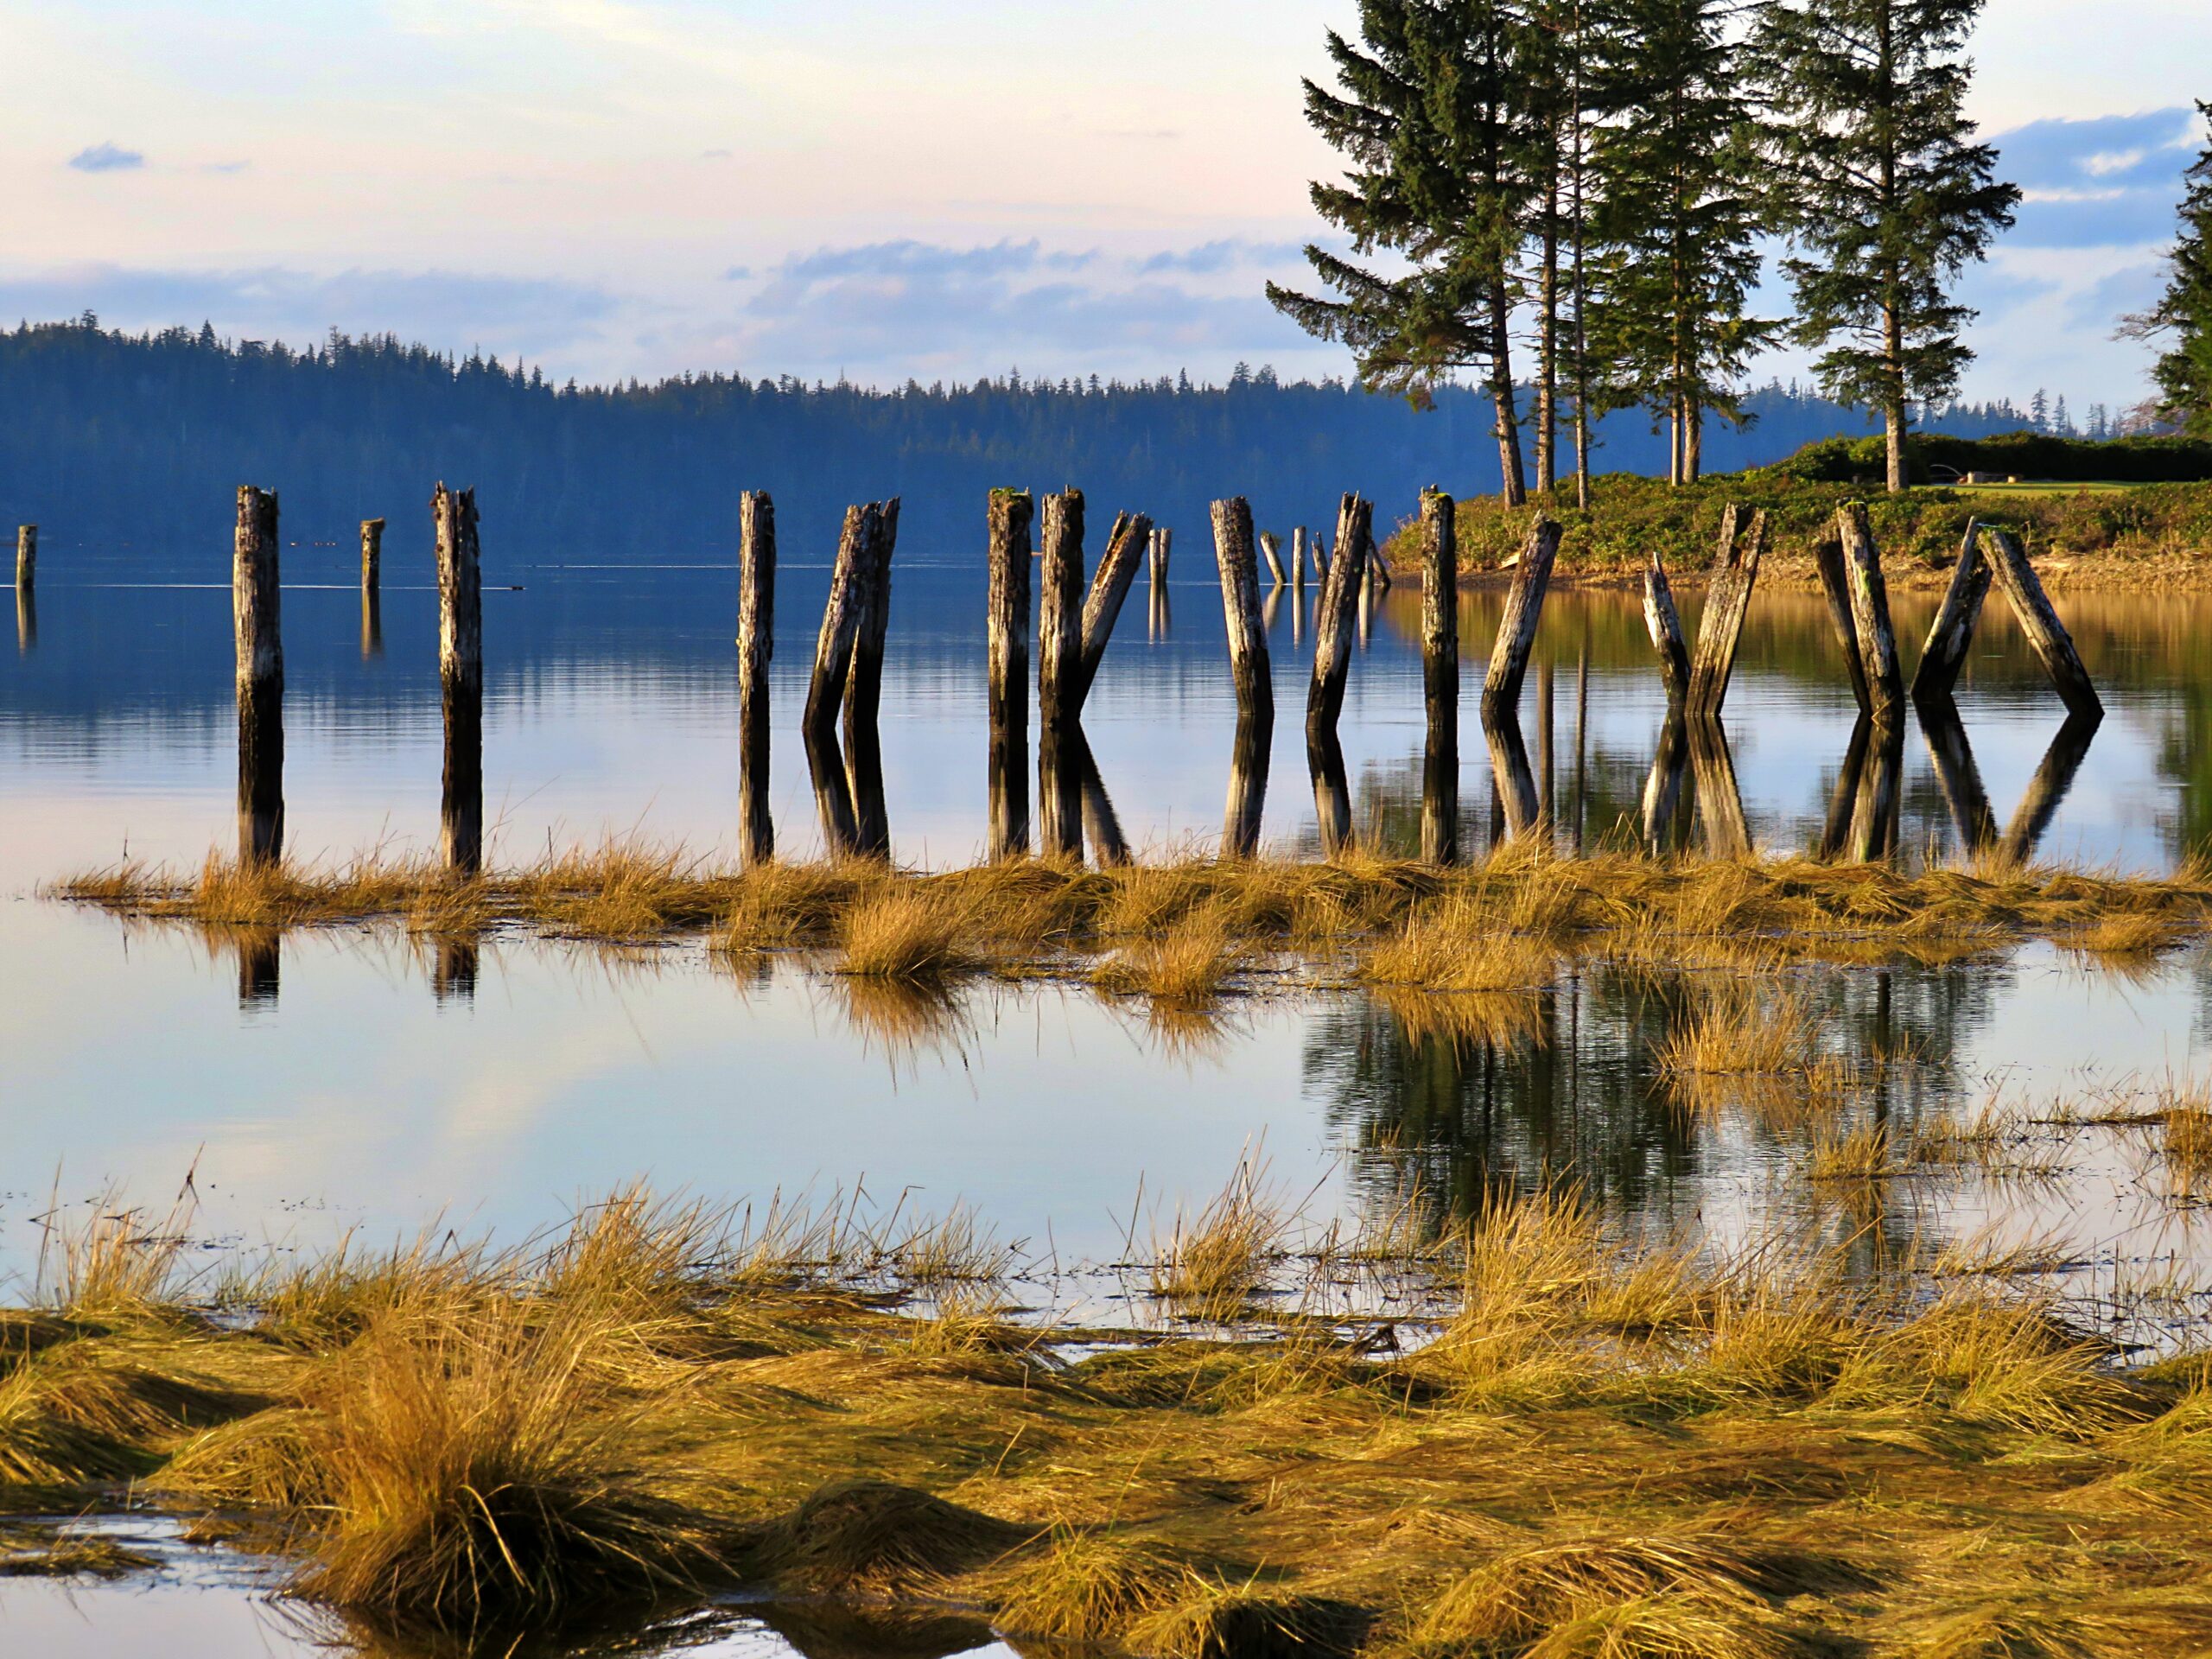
[1420, 489, 1459, 865]
[844, 497, 899, 747]
[432, 484, 484, 873]
[1813, 535, 1871, 715]
[1038, 490, 1084, 734]
[1985, 527, 2103, 720]
[1643, 551, 1690, 705]
[16, 525, 35, 589]
[1480, 518, 1563, 721]
[1291, 526, 1308, 591]
[737, 490, 777, 867]
[987, 489, 1033, 861]
[804, 504, 879, 741]
[1260, 531, 1287, 587]
[1688, 505, 1768, 715]
[359, 518, 385, 593]
[1837, 504, 1904, 722]
[1212, 497, 1273, 728]
[1071, 509, 1151, 711]
[1910, 521, 1993, 706]
[1306, 493, 1371, 745]
[234, 486, 284, 867]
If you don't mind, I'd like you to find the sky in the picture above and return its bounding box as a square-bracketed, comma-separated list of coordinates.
[0, 0, 2206, 410]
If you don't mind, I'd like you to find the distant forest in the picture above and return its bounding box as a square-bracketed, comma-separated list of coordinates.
[0, 316, 2063, 567]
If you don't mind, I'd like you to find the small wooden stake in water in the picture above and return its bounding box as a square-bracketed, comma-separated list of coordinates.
[1420, 489, 1459, 865]
[233, 486, 284, 868]
[15, 524, 35, 590]
[987, 489, 1033, 860]
[1481, 518, 1563, 721]
[1984, 527, 2103, 720]
[1910, 521, 1993, 706]
[359, 517, 385, 593]
[1836, 504, 1903, 722]
[1306, 493, 1371, 745]
[737, 490, 777, 867]
[432, 484, 484, 873]
[1038, 490, 1084, 735]
[1687, 505, 1767, 715]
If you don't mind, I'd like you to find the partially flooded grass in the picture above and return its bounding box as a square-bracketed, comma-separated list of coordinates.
[11, 1175, 2212, 1653]
[57, 843, 2212, 989]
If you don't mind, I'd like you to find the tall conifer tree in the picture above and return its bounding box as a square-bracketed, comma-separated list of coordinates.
[1757, 0, 2018, 493]
[2126, 104, 2212, 437]
[1269, 1, 1540, 505]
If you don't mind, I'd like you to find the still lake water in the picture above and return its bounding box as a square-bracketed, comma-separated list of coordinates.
[6, 534, 2212, 1653]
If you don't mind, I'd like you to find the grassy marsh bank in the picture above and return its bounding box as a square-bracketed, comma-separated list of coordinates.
[14, 1173, 2212, 1656]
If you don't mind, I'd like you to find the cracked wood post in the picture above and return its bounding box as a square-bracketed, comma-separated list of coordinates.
[1214, 497, 1273, 859]
[804, 503, 879, 742]
[843, 499, 897, 861]
[1260, 531, 1287, 587]
[1643, 551, 1690, 705]
[1420, 489, 1459, 865]
[1306, 493, 1370, 747]
[1291, 526, 1308, 592]
[16, 524, 35, 590]
[1984, 526, 2102, 720]
[1480, 518, 1563, 721]
[1037, 490, 1084, 736]
[987, 489, 1033, 860]
[1813, 535, 1872, 716]
[233, 486, 284, 868]
[433, 483, 484, 874]
[359, 517, 385, 594]
[737, 491, 777, 867]
[1069, 508, 1151, 712]
[1312, 533, 1331, 583]
[1687, 505, 1768, 715]
[1910, 521, 1993, 707]
[1837, 504, 1904, 723]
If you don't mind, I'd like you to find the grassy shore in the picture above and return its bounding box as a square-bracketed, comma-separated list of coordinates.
[10, 1172, 2212, 1655]
[55, 844, 2212, 999]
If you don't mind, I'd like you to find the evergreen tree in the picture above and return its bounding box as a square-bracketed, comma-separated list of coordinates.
[1757, 0, 2018, 492]
[2030, 387, 2049, 430]
[2125, 103, 2212, 437]
[1269, 0, 1541, 505]
[1586, 0, 1774, 486]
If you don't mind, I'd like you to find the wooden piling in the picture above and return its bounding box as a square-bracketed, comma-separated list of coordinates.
[1291, 527, 1308, 591]
[1306, 493, 1371, 744]
[1985, 527, 2102, 720]
[1480, 518, 1563, 721]
[1038, 490, 1084, 734]
[1420, 489, 1459, 866]
[1687, 505, 1768, 715]
[359, 518, 385, 593]
[1910, 522, 1993, 706]
[1260, 531, 1287, 587]
[1148, 525, 1173, 587]
[844, 498, 899, 752]
[738, 491, 777, 867]
[1071, 509, 1151, 709]
[987, 489, 1033, 861]
[804, 504, 880, 741]
[1642, 551, 1690, 705]
[233, 486, 284, 867]
[1836, 504, 1904, 722]
[1211, 497, 1273, 727]
[432, 484, 484, 873]
[15, 525, 35, 590]
[1813, 536, 1872, 715]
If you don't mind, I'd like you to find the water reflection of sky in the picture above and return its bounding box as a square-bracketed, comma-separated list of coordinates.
[1, 555, 2209, 1299]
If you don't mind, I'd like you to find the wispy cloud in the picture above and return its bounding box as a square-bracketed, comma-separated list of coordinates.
[1135, 238, 1313, 276]
[1993, 107, 2200, 247]
[67, 142, 145, 174]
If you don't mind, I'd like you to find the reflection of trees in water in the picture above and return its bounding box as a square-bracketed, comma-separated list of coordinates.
[1306, 958, 2005, 1245]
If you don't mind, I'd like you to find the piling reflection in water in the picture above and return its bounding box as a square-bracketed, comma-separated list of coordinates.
[15, 586, 33, 654]
[805, 719, 863, 858]
[1223, 709, 1271, 859]
[1310, 727, 1353, 860]
[359, 588, 383, 660]
[430, 938, 480, 1004]
[235, 927, 281, 1010]
[1484, 708, 1541, 841]
[440, 676, 484, 875]
[2005, 711, 2101, 863]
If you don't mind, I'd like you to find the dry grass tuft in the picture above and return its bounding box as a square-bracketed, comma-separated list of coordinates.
[1150, 1165, 1287, 1319]
[1093, 907, 1245, 1003]
[753, 1479, 1028, 1592]
[1656, 987, 1814, 1077]
[1363, 898, 1559, 991]
[1127, 1573, 1365, 1659]
[995, 1529, 1194, 1640]
[838, 889, 983, 980]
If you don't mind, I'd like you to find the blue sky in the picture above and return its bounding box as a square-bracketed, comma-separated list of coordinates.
[2, 0, 2206, 410]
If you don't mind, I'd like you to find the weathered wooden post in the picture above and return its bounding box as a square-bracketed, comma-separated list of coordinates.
[15, 525, 35, 591]
[1985, 527, 2102, 720]
[234, 486, 284, 867]
[1480, 518, 1563, 721]
[1687, 505, 1769, 715]
[1420, 489, 1459, 865]
[1643, 551, 1690, 705]
[1291, 526, 1309, 592]
[843, 498, 899, 753]
[1147, 525, 1173, 587]
[1813, 536, 1872, 715]
[804, 503, 880, 742]
[1910, 522, 1992, 706]
[1306, 493, 1371, 746]
[1214, 497, 1273, 858]
[1071, 509, 1152, 710]
[737, 490, 777, 867]
[1312, 534, 1332, 583]
[1260, 531, 1287, 587]
[1038, 491, 1084, 735]
[433, 483, 484, 874]
[1836, 504, 1904, 723]
[987, 489, 1033, 860]
[359, 518, 385, 593]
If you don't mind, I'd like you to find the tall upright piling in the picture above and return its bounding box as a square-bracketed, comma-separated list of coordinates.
[804, 504, 880, 741]
[1836, 504, 1904, 723]
[359, 518, 385, 593]
[15, 525, 35, 591]
[1213, 497, 1273, 858]
[1643, 551, 1690, 705]
[1306, 493, 1370, 746]
[433, 484, 484, 874]
[987, 489, 1033, 860]
[1038, 491, 1085, 735]
[1291, 526, 1309, 592]
[1420, 489, 1459, 865]
[1481, 519, 1563, 721]
[1687, 506, 1768, 715]
[737, 491, 777, 867]
[233, 487, 284, 867]
[842, 499, 899, 859]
